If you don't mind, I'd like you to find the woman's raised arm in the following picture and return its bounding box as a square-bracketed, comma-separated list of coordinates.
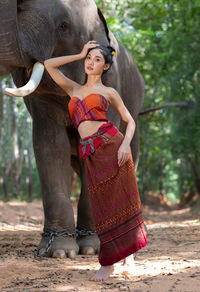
[44, 54, 83, 95]
[44, 41, 98, 96]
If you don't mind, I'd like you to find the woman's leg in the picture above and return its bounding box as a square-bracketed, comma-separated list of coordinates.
[120, 254, 135, 275]
[90, 254, 135, 281]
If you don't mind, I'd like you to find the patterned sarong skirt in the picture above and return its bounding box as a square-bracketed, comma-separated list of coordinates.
[79, 121, 147, 266]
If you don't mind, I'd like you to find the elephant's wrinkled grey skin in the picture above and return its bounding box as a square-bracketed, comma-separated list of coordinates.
[0, 0, 145, 258]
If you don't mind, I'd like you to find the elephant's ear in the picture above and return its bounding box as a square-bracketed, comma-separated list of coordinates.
[97, 8, 110, 44]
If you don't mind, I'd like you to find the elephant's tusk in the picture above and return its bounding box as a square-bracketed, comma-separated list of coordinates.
[4, 62, 45, 97]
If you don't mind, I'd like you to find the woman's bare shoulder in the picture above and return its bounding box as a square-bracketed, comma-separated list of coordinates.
[106, 87, 121, 102]
[69, 84, 84, 99]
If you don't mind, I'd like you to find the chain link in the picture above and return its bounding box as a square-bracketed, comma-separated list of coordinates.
[77, 229, 96, 238]
[33, 230, 77, 258]
[33, 229, 96, 258]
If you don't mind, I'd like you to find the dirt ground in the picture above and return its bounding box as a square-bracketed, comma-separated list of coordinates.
[0, 197, 200, 292]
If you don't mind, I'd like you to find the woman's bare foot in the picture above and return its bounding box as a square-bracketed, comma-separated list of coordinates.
[90, 265, 114, 281]
[121, 255, 135, 275]
[115, 255, 135, 276]
[90, 255, 135, 281]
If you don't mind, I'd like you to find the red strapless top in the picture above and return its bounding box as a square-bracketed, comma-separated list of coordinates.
[68, 93, 109, 129]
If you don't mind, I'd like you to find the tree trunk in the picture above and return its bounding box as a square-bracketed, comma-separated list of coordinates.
[183, 149, 200, 195]
[189, 156, 200, 195]
[27, 144, 33, 201]
[2, 173, 9, 201]
[0, 79, 4, 143]
[10, 88, 24, 197]
[159, 160, 165, 195]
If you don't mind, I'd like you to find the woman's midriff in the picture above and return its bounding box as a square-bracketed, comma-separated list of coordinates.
[78, 120, 108, 139]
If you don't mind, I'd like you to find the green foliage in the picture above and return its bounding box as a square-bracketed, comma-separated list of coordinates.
[95, 0, 200, 200]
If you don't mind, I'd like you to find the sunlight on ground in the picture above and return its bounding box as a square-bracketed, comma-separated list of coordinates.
[134, 259, 200, 276]
[0, 201, 31, 206]
[147, 220, 200, 230]
[2, 219, 198, 231]
[0, 200, 43, 231]
[56, 285, 89, 292]
[0, 223, 43, 231]
[54, 258, 200, 291]
[64, 259, 200, 277]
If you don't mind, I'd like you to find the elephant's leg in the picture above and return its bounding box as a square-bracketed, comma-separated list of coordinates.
[76, 160, 100, 255]
[31, 103, 79, 259]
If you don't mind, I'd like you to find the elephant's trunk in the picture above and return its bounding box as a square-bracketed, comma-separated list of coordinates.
[0, 0, 28, 76]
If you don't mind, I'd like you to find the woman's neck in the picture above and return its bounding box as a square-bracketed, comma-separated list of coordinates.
[85, 75, 103, 88]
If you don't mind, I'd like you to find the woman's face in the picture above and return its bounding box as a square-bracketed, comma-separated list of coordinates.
[84, 49, 110, 76]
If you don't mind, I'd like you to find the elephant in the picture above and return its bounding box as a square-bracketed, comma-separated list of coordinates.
[0, 0, 145, 258]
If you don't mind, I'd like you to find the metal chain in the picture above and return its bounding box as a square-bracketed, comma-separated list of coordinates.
[33, 230, 77, 258]
[45, 232, 55, 253]
[77, 229, 96, 238]
[33, 229, 96, 258]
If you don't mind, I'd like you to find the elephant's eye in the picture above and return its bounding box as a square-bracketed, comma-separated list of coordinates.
[59, 21, 68, 31]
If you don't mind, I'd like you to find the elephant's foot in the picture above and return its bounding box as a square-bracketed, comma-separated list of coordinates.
[36, 232, 79, 259]
[77, 231, 100, 255]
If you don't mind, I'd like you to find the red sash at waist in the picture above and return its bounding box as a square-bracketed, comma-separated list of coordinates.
[79, 121, 118, 159]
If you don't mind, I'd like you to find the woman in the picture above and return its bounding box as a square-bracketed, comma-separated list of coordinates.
[44, 41, 147, 281]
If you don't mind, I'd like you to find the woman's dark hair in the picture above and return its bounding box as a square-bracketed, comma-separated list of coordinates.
[82, 45, 116, 84]
[87, 45, 116, 72]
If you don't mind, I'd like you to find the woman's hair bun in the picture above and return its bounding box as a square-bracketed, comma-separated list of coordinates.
[107, 46, 116, 56]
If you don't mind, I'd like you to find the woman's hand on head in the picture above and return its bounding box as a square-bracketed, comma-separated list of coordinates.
[80, 40, 99, 59]
[117, 142, 130, 167]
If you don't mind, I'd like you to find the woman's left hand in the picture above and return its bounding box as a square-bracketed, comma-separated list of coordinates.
[117, 142, 130, 167]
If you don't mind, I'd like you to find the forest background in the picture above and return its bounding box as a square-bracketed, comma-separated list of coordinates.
[0, 0, 199, 204]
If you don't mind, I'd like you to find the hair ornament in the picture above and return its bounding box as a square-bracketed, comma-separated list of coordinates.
[111, 50, 115, 55]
